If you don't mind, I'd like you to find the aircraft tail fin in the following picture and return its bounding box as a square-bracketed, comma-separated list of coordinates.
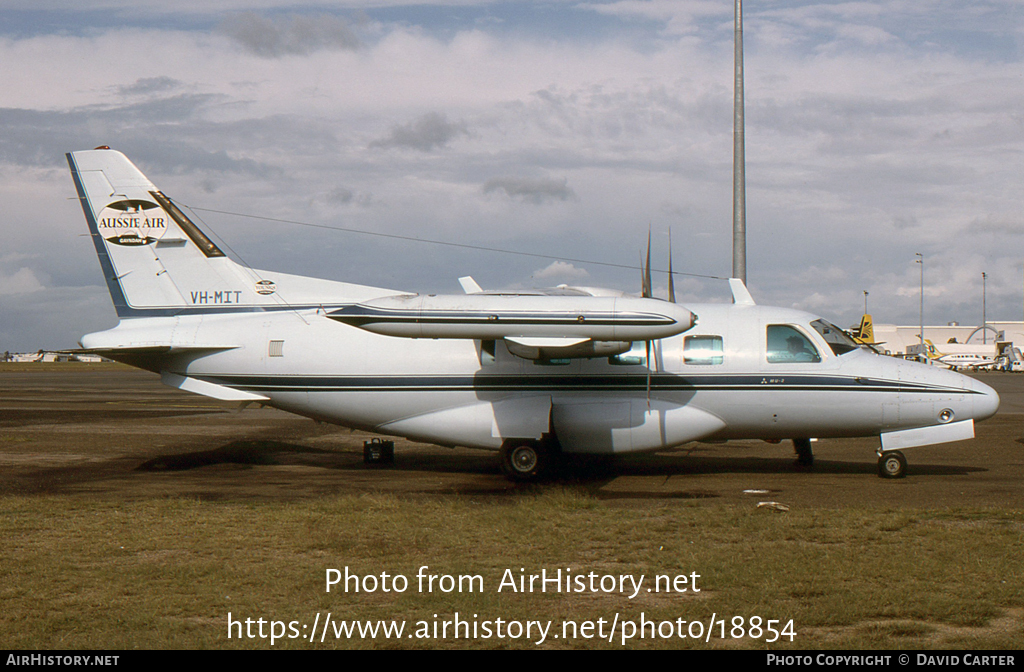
[856, 314, 874, 343]
[68, 148, 263, 317]
[68, 148, 380, 317]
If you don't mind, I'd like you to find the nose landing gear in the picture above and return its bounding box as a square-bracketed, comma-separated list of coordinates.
[877, 450, 907, 479]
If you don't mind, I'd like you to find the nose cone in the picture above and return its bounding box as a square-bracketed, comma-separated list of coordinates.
[969, 377, 1000, 422]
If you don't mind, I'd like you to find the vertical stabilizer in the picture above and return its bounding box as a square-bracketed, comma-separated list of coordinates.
[69, 149, 264, 316]
[856, 314, 875, 343]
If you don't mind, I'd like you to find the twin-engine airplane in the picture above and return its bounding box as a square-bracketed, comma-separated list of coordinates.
[67, 148, 999, 481]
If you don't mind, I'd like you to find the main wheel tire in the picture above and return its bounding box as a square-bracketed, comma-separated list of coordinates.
[500, 440, 551, 482]
[878, 450, 907, 479]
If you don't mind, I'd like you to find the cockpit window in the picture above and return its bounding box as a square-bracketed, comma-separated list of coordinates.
[766, 325, 821, 363]
[810, 319, 860, 356]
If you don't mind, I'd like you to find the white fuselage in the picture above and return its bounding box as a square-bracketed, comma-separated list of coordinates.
[66, 148, 1000, 460]
[81, 300, 999, 455]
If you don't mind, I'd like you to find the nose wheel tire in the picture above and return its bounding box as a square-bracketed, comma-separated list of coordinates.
[878, 450, 907, 479]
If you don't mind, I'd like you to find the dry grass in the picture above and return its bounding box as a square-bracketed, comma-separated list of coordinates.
[1, 492, 1021, 649]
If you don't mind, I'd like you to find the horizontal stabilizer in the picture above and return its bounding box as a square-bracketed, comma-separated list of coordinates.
[71, 344, 238, 368]
[76, 345, 238, 356]
[161, 371, 269, 402]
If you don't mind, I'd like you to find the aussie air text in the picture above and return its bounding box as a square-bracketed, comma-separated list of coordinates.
[98, 215, 165, 229]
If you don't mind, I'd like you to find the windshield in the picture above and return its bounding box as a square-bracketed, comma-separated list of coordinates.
[810, 319, 860, 356]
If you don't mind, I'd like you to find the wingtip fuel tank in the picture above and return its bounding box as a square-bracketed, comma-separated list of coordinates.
[327, 294, 697, 342]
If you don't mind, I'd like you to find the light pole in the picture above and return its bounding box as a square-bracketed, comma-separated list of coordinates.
[916, 253, 924, 359]
[982, 272, 987, 345]
[732, 0, 746, 284]
[863, 290, 869, 315]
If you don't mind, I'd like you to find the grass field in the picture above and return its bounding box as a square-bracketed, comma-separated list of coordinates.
[2, 364, 1021, 649]
[1, 491, 1021, 649]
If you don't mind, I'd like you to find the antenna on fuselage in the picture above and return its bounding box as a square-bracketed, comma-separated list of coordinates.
[732, 0, 747, 284]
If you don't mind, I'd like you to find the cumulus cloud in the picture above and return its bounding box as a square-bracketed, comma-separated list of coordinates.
[370, 112, 469, 152]
[0, 1, 1022, 349]
[482, 177, 577, 204]
[966, 214, 1024, 236]
[1, 267, 45, 295]
[532, 261, 589, 281]
[581, 0, 728, 36]
[220, 12, 360, 58]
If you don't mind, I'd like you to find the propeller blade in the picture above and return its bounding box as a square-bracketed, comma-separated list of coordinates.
[642, 229, 653, 298]
[645, 339, 652, 409]
[667, 228, 676, 303]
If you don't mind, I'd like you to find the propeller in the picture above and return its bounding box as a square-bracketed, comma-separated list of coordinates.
[668, 228, 675, 303]
[638, 227, 676, 409]
[640, 229, 653, 407]
[641, 228, 653, 299]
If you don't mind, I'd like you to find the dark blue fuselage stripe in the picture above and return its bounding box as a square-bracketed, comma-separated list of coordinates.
[194, 373, 974, 395]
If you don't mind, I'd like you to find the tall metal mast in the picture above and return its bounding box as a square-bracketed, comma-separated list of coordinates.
[732, 0, 746, 283]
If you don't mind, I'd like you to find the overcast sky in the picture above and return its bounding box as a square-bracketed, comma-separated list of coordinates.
[1, 0, 1022, 351]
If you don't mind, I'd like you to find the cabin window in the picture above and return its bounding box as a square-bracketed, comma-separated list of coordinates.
[766, 325, 820, 363]
[608, 342, 647, 366]
[810, 319, 859, 356]
[684, 335, 723, 365]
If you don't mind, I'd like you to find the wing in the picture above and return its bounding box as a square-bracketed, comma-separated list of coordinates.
[327, 293, 697, 360]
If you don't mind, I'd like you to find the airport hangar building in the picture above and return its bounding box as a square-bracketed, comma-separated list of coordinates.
[870, 321, 1024, 357]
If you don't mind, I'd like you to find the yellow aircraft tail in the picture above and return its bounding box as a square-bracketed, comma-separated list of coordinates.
[852, 314, 875, 344]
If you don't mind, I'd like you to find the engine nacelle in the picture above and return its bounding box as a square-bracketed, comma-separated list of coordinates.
[503, 337, 632, 361]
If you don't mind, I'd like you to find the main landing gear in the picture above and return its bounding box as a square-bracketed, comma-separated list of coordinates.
[793, 438, 814, 467]
[877, 450, 907, 479]
[499, 439, 560, 482]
